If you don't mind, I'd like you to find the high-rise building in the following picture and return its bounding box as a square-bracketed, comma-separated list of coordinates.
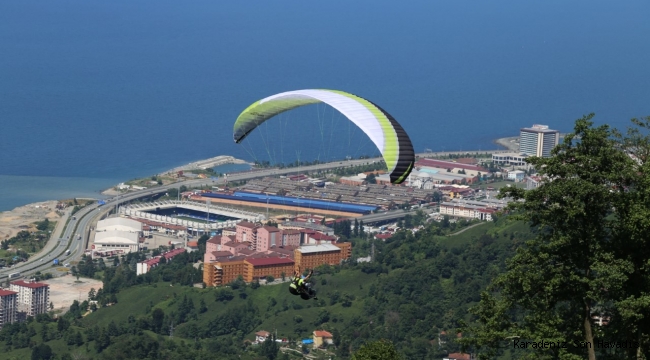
[10, 280, 50, 317]
[519, 124, 559, 157]
[0, 289, 17, 329]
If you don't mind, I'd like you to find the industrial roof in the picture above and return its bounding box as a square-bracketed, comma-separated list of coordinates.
[94, 230, 139, 244]
[297, 243, 341, 254]
[97, 217, 143, 232]
[202, 191, 377, 214]
[416, 158, 487, 172]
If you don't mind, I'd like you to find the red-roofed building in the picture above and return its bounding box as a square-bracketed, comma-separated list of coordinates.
[313, 330, 334, 348]
[133, 218, 187, 236]
[306, 232, 337, 245]
[186, 241, 199, 252]
[281, 229, 301, 247]
[137, 248, 186, 275]
[10, 280, 49, 317]
[205, 235, 229, 263]
[374, 233, 392, 241]
[255, 331, 270, 343]
[0, 289, 17, 329]
[245, 257, 295, 282]
[222, 241, 250, 256]
[236, 221, 259, 245]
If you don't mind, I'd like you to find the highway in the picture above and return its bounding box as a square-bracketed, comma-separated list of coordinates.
[0, 149, 495, 280]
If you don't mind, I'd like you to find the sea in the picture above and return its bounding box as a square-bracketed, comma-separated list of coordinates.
[1, 0, 650, 211]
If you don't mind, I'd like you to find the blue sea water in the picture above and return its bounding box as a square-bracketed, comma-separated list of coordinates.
[1, 0, 650, 211]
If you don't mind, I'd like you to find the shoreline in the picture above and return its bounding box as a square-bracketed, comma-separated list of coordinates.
[2, 136, 518, 236]
[100, 155, 253, 196]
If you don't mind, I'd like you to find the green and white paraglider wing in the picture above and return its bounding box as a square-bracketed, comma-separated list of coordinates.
[233, 89, 414, 184]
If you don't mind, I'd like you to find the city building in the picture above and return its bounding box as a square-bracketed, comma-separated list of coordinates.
[96, 217, 143, 232]
[93, 230, 139, 253]
[222, 240, 250, 255]
[519, 124, 559, 157]
[339, 174, 366, 186]
[203, 259, 247, 286]
[0, 289, 17, 329]
[278, 222, 334, 236]
[256, 226, 282, 252]
[507, 170, 526, 182]
[280, 229, 301, 247]
[236, 221, 258, 244]
[439, 200, 505, 221]
[10, 280, 49, 317]
[244, 257, 295, 282]
[134, 218, 186, 237]
[491, 152, 529, 167]
[294, 243, 349, 270]
[203, 256, 295, 286]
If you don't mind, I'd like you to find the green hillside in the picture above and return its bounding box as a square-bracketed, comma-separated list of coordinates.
[0, 216, 529, 360]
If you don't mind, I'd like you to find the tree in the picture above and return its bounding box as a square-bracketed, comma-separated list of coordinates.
[151, 308, 165, 333]
[352, 339, 402, 360]
[366, 173, 377, 184]
[260, 333, 279, 359]
[36, 219, 49, 231]
[460, 115, 635, 360]
[30, 344, 53, 360]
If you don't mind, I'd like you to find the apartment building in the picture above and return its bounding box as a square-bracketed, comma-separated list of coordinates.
[0, 289, 17, 329]
[10, 280, 49, 317]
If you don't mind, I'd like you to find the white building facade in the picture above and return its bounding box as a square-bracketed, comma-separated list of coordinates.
[9, 280, 49, 317]
[0, 289, 17, 329]
[519, 124, 559, 158]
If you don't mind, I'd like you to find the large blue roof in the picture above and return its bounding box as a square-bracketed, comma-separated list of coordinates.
[201, 191, 377, 214]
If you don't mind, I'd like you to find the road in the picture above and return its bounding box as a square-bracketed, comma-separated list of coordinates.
[1, 149, 499, 280]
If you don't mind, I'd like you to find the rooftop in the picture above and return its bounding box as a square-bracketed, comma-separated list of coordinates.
[11, 280, 49, 289]
[297, 243, 342, 254]
[246, 257, 295, 267]
[0, 289, 18, 296]
[416, 158, 487, 172]
[237, 221, 258, 229]
[94, 230, 139, 244]
[163, 248, 185, 260]
[260, 226, 281, 232]
[314, 330, 333, 338]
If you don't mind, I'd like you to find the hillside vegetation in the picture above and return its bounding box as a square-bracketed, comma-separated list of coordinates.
[0, 215, 529, 360]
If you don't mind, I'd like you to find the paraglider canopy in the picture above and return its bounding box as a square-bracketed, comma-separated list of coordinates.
[233, 89, 414, 184]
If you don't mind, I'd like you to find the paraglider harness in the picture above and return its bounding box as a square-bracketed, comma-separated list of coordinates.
[289, 270, 317, 300]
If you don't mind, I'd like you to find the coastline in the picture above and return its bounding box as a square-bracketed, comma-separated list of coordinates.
[100, 155, 253, 196]
[1, 138, 517, 238]
[493, 136, 519, 152]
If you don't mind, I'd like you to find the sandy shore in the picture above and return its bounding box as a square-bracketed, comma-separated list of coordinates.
[0, 200, 62, 241]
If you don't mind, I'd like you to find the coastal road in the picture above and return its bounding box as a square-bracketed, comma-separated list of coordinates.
[1, 149, 502, 280]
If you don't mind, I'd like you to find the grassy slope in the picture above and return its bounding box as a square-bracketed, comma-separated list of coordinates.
[2, 218, 530, 359]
